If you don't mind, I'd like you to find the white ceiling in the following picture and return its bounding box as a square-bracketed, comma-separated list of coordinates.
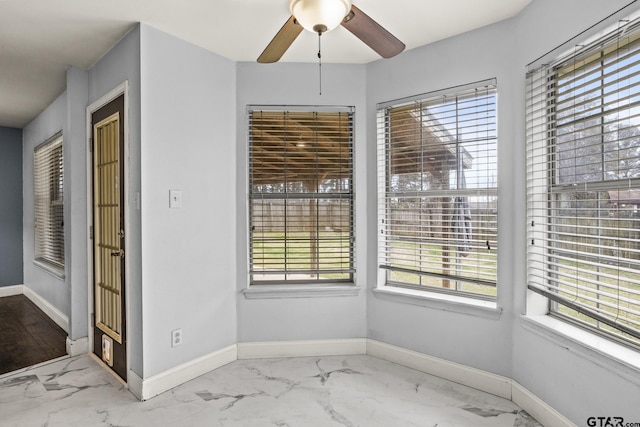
[0, 0, 533, 129]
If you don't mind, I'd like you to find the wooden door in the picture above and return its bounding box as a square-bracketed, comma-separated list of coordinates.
[91, 94, 126, 381]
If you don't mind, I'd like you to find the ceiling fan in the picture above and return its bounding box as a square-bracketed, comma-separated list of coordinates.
[257, 0, 405, 63]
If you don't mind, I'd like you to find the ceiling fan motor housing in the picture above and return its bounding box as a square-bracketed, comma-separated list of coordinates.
[289, 0, 352, 33]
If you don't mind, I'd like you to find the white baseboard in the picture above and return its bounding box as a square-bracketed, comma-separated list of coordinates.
[117, 338, 573, 425]
[127, 369, 144, 401]
[237, 338, 367, 360]
[131, 339, 365, 401]
[367, 339, 512, 399]
[66, 337, 89, 357]
[0, 284, 24, 297]
[23, 286, 69, 333]
[512, 381, 576, 427]
[136, 344, 237, 401]
[366, 340, 575, 426]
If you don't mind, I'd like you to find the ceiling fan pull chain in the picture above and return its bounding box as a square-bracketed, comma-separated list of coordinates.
[317, 31, 322, 95]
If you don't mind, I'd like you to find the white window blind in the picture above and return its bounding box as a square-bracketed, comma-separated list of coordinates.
[248, 107, 354, 283]
[34, 132, 64, 271]
[377, 80, 498, 298]
[527, 18, 640, 347]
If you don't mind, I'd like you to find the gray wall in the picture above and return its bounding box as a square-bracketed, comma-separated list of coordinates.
[20, 25, 142, 364]
[22, 92, 69, 321]
[65, 67, 89, 341]
[512, 0, 640, 423]
[88, 24, 143, 375]
[367, 18, 517, 378]
[235, 62, 368, 343]
[0, 126, 23, 286]
[17, 1, 640, 423]
[366, 0, 640, 423]
[23, 67, 91, 340]
[139, 24, 237, 377]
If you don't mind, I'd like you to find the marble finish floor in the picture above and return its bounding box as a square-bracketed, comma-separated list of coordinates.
[0, 354, 542, 426]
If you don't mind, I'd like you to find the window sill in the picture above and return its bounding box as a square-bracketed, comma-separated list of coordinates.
[373, 285, 502, 320]
[521, 315, 640, 385]
[33, 259, 65, 281]
[242, 284, 361, 299]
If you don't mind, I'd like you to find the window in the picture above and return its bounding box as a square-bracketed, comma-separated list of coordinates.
[377, 80, 498, 299]
[33, 132, 64, 274]
[527, 18, 640, 347]
[248, 107, 354, 284]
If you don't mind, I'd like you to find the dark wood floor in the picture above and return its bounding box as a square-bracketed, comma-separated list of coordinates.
[0, 294, 67, 375]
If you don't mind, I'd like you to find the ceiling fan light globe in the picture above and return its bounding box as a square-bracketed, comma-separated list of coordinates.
[289, 0, 352, 33]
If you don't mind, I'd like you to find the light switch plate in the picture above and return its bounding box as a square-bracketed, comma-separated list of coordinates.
[169, 190, 182, 208]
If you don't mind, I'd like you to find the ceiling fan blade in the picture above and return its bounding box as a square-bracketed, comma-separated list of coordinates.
[341, 4, 405, 59]
[257, 15, 303, 63]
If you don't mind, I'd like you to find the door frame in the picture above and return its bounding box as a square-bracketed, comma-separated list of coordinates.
[86, 81, 130, 383]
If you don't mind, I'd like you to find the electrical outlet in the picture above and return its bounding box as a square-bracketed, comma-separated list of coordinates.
[171, 328, 182, 347]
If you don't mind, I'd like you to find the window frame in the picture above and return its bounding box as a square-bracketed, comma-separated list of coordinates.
[247, 105, 356, 286]
[33, 131, 65, 278]
[376, 79, 499, 301]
